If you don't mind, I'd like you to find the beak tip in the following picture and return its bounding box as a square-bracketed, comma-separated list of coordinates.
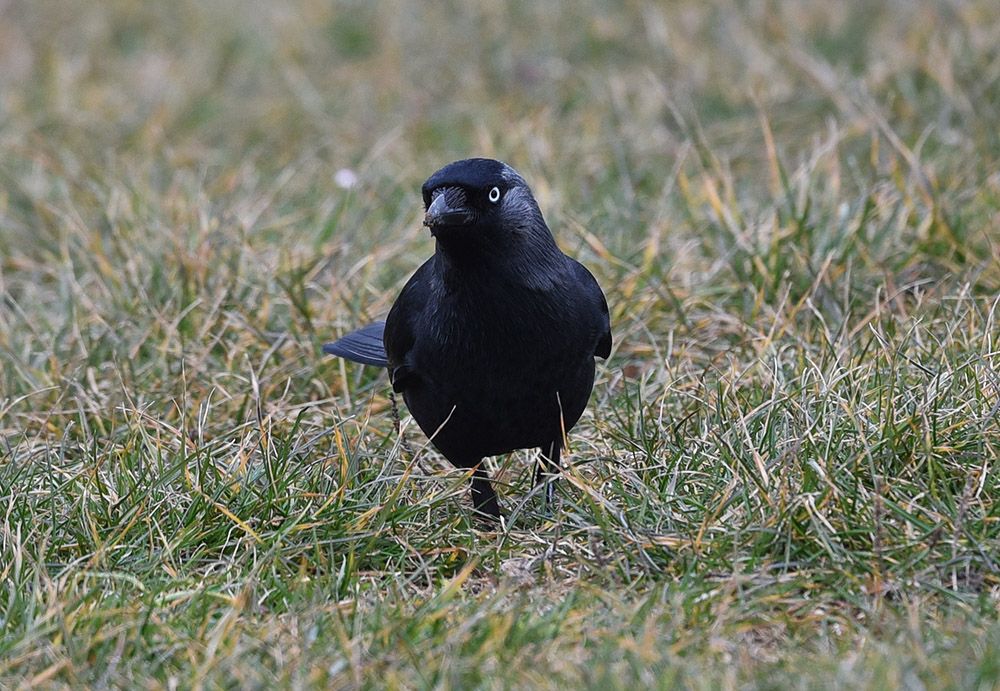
[422, 190, 470, 230]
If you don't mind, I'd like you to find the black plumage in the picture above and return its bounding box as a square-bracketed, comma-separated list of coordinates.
[324, 158, 611, 520]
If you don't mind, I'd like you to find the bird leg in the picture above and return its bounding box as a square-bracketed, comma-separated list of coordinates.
[533, 440, 562, 506]
[470, 466, 502, 521]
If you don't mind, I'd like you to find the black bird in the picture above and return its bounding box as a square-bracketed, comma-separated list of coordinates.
[324, 158, 611, 520]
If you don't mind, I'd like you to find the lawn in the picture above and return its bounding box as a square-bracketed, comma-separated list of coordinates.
[2, 0, 999, 687]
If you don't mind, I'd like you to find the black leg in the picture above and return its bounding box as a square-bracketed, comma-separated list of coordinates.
[470, 466, 502, 521]
[533, 440, 562, 506]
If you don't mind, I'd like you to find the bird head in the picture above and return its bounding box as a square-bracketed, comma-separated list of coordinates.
[420, 159, 552, 258]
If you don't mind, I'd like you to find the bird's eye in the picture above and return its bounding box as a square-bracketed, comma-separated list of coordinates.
[488, 186, 501, 203]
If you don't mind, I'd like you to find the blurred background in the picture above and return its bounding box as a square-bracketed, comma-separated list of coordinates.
[5, 0, 996, 259]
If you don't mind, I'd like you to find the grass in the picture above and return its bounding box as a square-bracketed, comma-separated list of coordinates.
[2, 0, 1000, 687]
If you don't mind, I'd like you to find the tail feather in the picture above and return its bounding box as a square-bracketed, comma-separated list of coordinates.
[322, 320, 388, 367]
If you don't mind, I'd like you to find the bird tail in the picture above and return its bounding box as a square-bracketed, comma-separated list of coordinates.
[322, 320, 389, 367]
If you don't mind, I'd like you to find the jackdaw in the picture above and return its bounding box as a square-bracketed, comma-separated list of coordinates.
[324, 158, 611, 520]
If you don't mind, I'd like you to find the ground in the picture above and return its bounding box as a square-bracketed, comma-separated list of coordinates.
[1, 0, 999, 687]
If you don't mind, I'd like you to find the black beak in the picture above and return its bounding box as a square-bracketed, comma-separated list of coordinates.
[424, 191, 474, 229]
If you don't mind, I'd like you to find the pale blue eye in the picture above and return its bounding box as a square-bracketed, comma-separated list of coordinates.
[488, 186, 501, 203]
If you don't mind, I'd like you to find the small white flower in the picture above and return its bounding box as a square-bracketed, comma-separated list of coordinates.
[334, 168, 358, 190]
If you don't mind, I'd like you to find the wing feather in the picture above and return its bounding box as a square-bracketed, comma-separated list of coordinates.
[571, 260, 612, 359]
